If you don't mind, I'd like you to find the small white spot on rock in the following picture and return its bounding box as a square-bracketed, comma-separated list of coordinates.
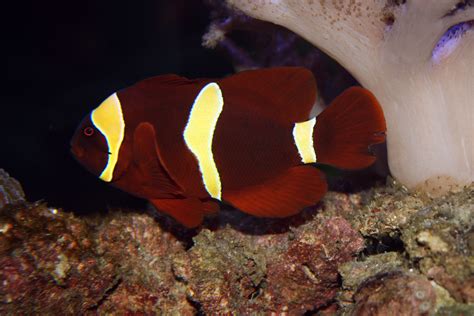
[49, 208, 58, 215]
[416, 231, 449, 253]
[54, 254, 70, 281]
[0, 223, 12, 234]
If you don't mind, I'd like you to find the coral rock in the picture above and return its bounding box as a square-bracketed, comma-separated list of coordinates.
[2, 171, 472, 314]
[0, 169, 25, 209]
[265, 217, 364, 314]
[351, 272, 436, 316]
[338, 252, 406, 309]
[401, 186, 474, 303]
[92, 212, 194, 314]
[0, 203, 115, 314]
[181, 217, 364, 314]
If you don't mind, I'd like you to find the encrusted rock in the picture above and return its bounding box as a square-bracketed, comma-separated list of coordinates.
[264, 217, 364, 314]
[92, 212, 194, 314]
[180, 217, 364, 314]
[1, 171, 472, 314]
[334, 182, 474, 313]
[0, 203, 115, 314]
[338, 252, 405, 309]
[351, 272, 437, 316]
[401, 186, 474, 303]
[436, 303, 474, 316]
[0, 169, 25, 209]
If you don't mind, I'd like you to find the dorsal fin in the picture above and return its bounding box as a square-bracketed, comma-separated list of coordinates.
[132, 74, 200, 90]
[218, 67, 317, 124]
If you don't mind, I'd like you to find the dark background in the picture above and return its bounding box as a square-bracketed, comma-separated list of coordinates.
[2, 0, 386, 214]
[3, 0, 233, 212]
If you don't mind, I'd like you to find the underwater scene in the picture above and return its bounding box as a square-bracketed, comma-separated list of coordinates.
[2, 0, 473, 314]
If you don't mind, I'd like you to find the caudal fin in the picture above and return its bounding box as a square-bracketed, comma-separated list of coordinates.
[314, 87, 386, 170]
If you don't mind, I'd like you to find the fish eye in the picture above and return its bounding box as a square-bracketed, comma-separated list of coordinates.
[84, 126, 94, 137]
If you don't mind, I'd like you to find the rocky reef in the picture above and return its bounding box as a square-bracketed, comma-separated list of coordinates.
[0, 169, 472, 314]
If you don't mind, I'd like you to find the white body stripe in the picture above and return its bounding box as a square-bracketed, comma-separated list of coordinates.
[91, 93, 125, 182]
[293, 117, 317, 164]
[183, 83, 224, 200]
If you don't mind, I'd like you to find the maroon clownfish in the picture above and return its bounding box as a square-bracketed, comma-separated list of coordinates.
[71, 67, 386, 228]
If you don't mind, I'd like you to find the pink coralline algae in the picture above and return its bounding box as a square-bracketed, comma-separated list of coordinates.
[0, 203, 116, 314]
[351, 272, 437, 316]
[0, 202, 363, 314]
[264, 218, 364, 313]
[90, 212, 194, 314]
[178, 217, 364, 314]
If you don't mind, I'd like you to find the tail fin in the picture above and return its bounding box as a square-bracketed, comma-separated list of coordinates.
[314, 87, 386, 170]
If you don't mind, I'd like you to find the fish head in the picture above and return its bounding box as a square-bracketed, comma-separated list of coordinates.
[71, 93, 131, 182]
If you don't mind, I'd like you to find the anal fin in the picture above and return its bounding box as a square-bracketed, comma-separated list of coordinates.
[223, 166, 327, 218]
[150, 198, 219, 228]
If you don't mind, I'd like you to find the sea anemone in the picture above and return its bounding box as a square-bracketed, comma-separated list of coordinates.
[224, 0, 474, 195]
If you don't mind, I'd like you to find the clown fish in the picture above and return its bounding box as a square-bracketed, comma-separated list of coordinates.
[71, 67, 386, 227]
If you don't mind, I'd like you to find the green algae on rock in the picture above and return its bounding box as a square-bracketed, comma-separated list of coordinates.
[401, 187, 474, 304]
[339, 252, 406, 296]
[330, 180, 474, 314]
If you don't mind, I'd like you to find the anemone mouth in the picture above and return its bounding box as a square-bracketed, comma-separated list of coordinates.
[431, 20, 473, 63]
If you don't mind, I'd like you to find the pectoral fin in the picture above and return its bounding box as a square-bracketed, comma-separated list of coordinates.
[133, 122, 182, 197]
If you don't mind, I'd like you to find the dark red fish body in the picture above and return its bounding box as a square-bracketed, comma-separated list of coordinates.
[71, 67, 386, 227]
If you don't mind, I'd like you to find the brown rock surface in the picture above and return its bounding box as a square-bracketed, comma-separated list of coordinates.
[351, 272, 436, 316]
[179, 217, 364, 314]
[0, 203, 116, 314]
[0, 170, 472, 314]
[0, 169, 25, 209]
